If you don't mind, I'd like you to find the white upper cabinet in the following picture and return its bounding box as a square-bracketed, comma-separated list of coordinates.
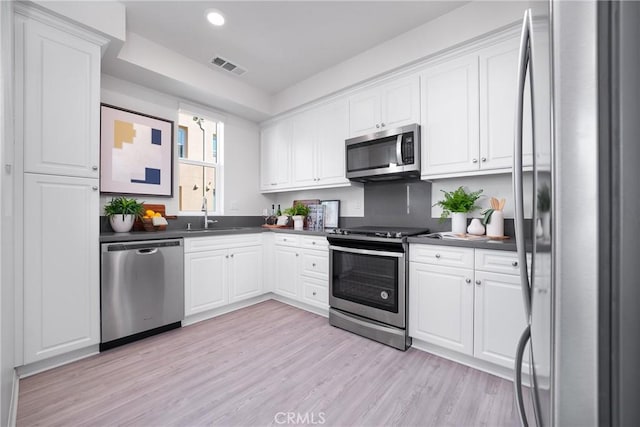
[260, 119, 292, 190]
[478, 38, 533, 170]
[291, 110, 317, 188]
[421, 33, 532, 179]
[18, 14, 102, 178]
[349, 75, 420, 137]
[263, 99, 349, 193]
[420, 55, 480, 176]
[315, 100, 349, 185]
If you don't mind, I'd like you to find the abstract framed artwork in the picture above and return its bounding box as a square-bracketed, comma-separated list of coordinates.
[100, 104, 174, 197]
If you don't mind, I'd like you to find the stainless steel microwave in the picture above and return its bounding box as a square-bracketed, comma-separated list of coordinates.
[345, 124, 420, 182]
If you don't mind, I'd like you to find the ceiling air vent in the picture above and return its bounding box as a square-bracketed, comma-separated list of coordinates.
[210, 55, 247, 76]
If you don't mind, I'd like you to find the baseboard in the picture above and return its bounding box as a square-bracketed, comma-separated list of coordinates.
[270, 293, 329, 318]
[8, 370, 18, 427]
[16, 345, 99, 379]
[410, 338, 532, 386]
[182, 294, 273, 326]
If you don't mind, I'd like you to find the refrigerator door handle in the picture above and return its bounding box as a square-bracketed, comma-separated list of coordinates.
[515, 325, 531, 427]
[513, 9, 534, 320]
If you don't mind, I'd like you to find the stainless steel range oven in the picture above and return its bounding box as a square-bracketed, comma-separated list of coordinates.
[327, 226, 428, 350]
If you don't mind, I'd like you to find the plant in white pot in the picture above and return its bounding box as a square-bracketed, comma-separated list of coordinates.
[104, 196, 145, 233]
[434, 186, 483, 234]
[283, 203, 310, 231]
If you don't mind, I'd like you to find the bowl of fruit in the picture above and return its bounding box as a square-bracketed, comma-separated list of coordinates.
[140, 207, 168, 231]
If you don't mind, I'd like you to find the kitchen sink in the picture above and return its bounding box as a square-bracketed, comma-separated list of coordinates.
[185, 227, 252, 232]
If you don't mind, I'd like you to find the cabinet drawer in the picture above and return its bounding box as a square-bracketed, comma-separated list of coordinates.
[299, 235, 329, 250]
[185, 234, 262, 253]
[301, 281, 328, 308]
[301, 252, 328, 278]
[410, 244, 474, 268]
[273, 234, 300, 247]
[475, 249, 531, 275]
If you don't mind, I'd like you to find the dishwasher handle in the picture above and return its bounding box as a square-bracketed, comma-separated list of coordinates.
[136, 248, 158, 255]
[103, 239, 183, 252]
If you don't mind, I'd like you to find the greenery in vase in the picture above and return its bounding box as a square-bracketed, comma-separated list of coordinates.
[283, 202, 310, 217]
[433, 186, 483, 222]
[104, 196, 145, 220]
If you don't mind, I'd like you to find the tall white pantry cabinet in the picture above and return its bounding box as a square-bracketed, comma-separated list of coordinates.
[14, 6, 107, 364]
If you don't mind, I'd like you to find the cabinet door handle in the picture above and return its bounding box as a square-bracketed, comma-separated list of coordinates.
[435, 253, 441, 259]
[465, 278, 471, 284]
[230, 254, 234, 258]
[312, 241, 316, 245]
[225, 255, 229, 259]
[91, 186, 98, 191]
[381, 122, 385, 127]
[312, 263, 316, 267]
[283, 238, 287, 241]
[296, 253, 299, 257]
[475, 280, 481, 286]
[376, 124, 381, 129]
[92, 165, 98, 171]
[481, 157, 487, 162]
[472, 158, 478, 163]
[312, 291, 317, 296]
[512, 261, 518, 267]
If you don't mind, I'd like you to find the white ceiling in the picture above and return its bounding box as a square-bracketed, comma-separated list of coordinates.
[121, 1, 469, 95]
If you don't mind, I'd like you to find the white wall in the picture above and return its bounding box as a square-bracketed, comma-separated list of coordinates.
[271, 186, 364, 218]
[0, 1, 15, 424]
[272, 1, 526, 115]
[100, 74, 272, 216]
[430, 173, 534, 219]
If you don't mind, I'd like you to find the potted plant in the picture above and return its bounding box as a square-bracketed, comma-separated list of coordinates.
[104, 196, 145, 233]
[283, 202, 311, 230]
[433, 186, 483, 234]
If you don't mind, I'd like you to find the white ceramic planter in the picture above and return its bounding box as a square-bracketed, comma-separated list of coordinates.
[486, 210, 504, 237]
[292, 215, 304, 231]
[451, 212, 467, 234]
[109, 214, 135, 233]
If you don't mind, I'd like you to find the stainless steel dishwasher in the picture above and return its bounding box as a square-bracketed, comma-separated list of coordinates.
[101, 238, 184, 350]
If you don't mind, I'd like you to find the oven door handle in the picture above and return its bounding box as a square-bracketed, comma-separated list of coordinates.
[329, 245, 404, 258]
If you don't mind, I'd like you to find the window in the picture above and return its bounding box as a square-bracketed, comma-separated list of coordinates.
[177, 111, 223, 213]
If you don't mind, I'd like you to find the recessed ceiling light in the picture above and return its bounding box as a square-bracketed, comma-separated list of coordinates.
[206, 9, 225, 26]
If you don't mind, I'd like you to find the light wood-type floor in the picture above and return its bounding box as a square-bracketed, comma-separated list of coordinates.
[17, 300, 521, 426]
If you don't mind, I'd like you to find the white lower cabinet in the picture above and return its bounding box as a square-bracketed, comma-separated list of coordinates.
[409, 244, 528, 371]
[184, 235, 262, 317]
[185, 250, 228, 315]
[23, 173, 100, 363]
[272, 234, 328, 309]
[473, 270, 528, 367]
[274, 244, 300, 299]
[228, 246, 264, 303]
[409, 263, 474, 354]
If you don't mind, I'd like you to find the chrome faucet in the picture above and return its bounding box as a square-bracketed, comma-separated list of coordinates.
[201, 196, 218, 229]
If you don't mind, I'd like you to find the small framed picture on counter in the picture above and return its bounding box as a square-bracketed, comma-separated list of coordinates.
[100, 104, 174, 197]
[321, 200, 340, 229]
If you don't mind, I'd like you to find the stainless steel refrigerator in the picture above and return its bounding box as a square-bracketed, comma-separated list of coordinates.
[512, 1, 600, 426]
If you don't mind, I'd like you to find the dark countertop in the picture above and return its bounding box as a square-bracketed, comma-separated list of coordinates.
[101, 226, 546, 252]
[407, 235, 517, 251]
[100, 226, 328, 243]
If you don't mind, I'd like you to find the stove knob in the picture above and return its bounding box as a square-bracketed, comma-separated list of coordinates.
[395, 232, 402, 238]
[380, 291, 389, 300]
[386, 232, 392, 238]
